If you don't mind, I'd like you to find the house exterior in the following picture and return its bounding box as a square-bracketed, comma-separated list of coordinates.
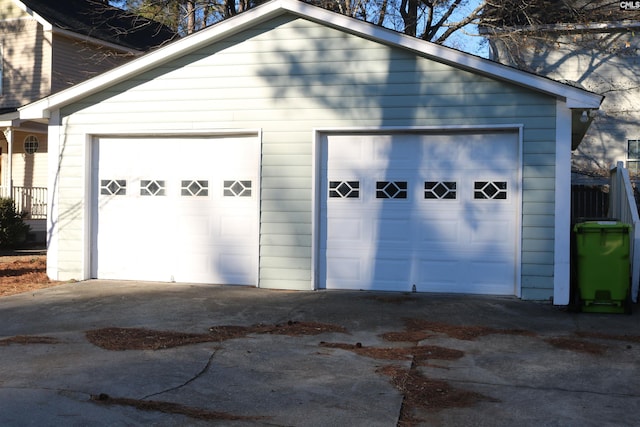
[20, 0, 601, 303]
[481, 6, 640, 184]
[0, 0, 176, 241]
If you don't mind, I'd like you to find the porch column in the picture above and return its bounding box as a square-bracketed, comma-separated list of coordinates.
[1, 127, 13, 199]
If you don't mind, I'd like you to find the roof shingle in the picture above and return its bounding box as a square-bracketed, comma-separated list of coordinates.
[21, 0, 177, 51]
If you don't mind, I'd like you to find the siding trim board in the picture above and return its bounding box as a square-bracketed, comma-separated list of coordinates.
[553, 100, 572, 305]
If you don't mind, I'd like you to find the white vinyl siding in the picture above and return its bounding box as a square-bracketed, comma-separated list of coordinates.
[56, 14, 558, 297]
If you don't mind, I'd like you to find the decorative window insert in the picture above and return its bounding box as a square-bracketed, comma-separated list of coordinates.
[181, 180, 208, 196]
[140, 180, 165, 196]
[24, 135, 39, 154]
[376, 181, 407, 199]
[100, 179, 126, 196]
[329, 181, 359, 198]
[424, 181, 456, 199]
[474, 181, 507, 200]
[224, 180, 252, 197]
[627, 140, 640, 173]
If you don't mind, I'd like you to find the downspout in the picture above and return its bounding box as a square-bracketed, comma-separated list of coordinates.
[2, 127, 12, 199]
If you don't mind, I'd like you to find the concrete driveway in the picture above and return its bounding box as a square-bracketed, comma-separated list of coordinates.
[1, 281, 639, 426]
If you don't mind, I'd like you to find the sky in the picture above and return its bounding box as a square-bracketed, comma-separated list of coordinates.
[109, 0, 490, 58]
[438, 0, 489, 58]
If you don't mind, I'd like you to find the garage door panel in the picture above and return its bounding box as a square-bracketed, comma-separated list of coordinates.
[326, 217, 363, 241]
[470, 219, 515, 246]
[470, 259, 513, 283]
[93, 136, 259, 285]
[325, 256, 362, 282]
[321, 132, 520, 295]
[418, 220, 460, 243]
[419, 259, 462, 290]
[219, 213, 257, 239]
[378, 219, 411, 242]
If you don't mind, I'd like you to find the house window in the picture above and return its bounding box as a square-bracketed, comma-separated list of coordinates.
[24, 135, 39, 154]
[628, 140, 640, 173]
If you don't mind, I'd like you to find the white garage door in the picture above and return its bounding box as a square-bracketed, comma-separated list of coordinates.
[91, 135, 259, 285]
[320, 132, 520, 295]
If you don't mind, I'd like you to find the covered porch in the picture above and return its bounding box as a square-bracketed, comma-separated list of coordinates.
[1, 113, 48, 244]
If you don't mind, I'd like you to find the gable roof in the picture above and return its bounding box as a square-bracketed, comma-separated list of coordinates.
[19, 0, 602, 121]
[17, 0, 177, 51]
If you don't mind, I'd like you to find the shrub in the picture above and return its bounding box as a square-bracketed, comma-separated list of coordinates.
[0, 198, 30, 249]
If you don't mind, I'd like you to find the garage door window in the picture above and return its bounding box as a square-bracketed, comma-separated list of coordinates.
[474, 181, 507, 200]
[141, 180, 165, 196]
[424, 181, 457, 199]
[329, 181, 359, 198]
[101, 179, 126, 196]
[224, 180, 252, 197]
[376, 181, 407, 199]
[181, 180, 208, 196]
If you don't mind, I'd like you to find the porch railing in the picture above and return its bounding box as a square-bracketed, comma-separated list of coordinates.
[609, 161, 640, 303]
[0, 186, 47, 220]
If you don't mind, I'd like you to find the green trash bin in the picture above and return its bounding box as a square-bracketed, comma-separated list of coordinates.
[573, 221, 632, 314]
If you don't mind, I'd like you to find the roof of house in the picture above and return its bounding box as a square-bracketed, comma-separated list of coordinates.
[19, 0, 178, 51]
[19, 0, 603, 122]
[482, 0, 640, 28]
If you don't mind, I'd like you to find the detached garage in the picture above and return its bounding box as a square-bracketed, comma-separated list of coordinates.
[20, 0, 602, 304]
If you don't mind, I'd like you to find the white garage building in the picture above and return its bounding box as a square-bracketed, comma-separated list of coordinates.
[20, 0, 602, 303]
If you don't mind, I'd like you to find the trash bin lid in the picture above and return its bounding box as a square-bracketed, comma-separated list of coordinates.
[574, 221, 632, 232]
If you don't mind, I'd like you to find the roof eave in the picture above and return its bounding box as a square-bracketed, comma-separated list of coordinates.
[51, 27, 143, 55]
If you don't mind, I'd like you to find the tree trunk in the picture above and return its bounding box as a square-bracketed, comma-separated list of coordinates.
[400, 0, 418, 37]
[186, 0, 195, 34]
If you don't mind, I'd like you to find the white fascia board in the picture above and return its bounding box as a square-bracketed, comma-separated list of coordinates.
[13, 0, 52, 30]
[0, 111, 20, 128]
[18, 0, 603, 120]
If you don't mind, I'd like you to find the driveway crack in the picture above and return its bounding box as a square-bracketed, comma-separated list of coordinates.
[444, 378, 640, 398]
[142, 347, 219, 400]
